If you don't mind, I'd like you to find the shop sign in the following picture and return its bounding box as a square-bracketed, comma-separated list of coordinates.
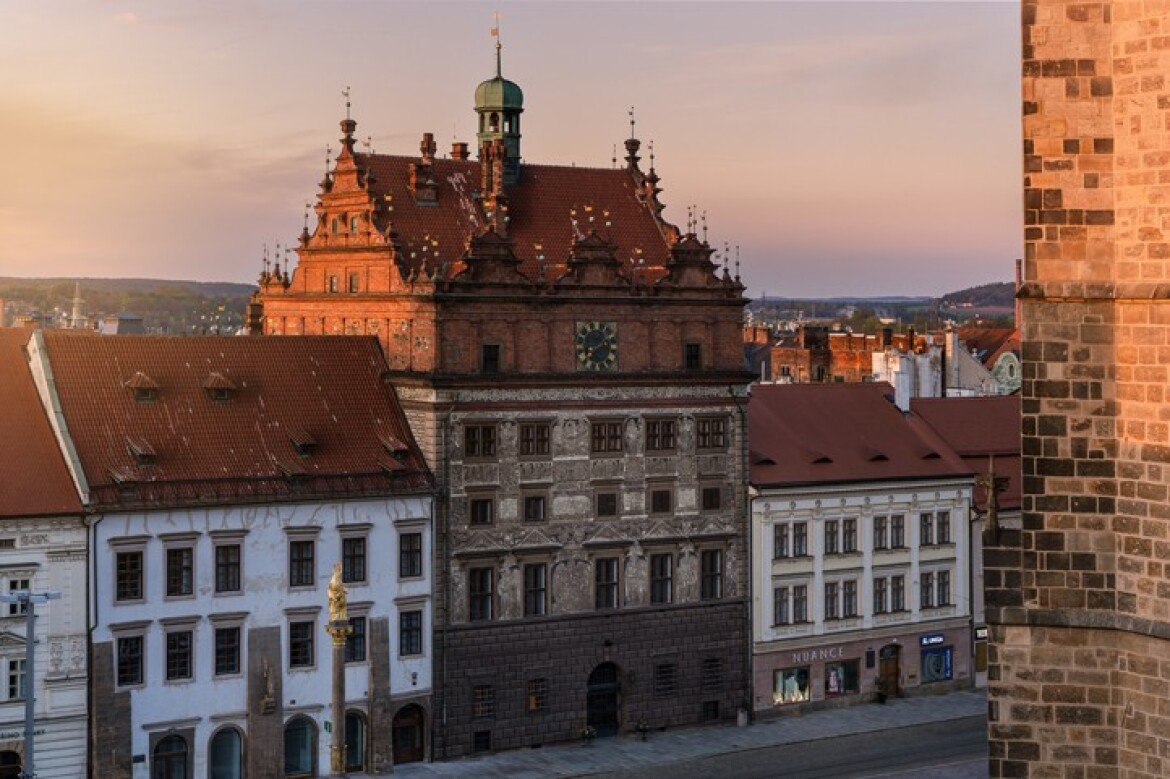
[0, 728, 44, 740]
[790, 646, 842, 665]
[919, 633, 945, 647]
[974, 626, 988, 641]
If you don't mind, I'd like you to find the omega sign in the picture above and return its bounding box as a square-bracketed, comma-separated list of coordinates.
[790, 646, 842, 664]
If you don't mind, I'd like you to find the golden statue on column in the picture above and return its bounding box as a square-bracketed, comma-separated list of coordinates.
[326, 561, 352, 776]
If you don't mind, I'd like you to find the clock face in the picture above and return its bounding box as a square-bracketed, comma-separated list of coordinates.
[575, 321, 619, 371]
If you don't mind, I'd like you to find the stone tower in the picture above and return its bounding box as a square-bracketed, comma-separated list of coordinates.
[987, 2, 1170, 776]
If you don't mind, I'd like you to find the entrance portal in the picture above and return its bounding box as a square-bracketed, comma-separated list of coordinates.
[0, 751, 19, 779]
[878, 644, 901, 698]
[392, 705, 426, 764]
[586, 663, 621, 737]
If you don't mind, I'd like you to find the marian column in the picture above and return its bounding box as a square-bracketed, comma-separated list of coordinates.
[326, 563, 351, 777]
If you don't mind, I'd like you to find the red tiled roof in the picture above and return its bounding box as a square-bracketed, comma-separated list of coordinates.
[360, 154, 673, 281]
[0, 329, 82, 517]
[748, 383, 970, 488]
[911, 396, 1022, 511]
[956, 327, 1019, 369]
[40, 333, 432, 509]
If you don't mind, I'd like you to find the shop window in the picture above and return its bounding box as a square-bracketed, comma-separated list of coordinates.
[773, 666, 810, 705]
[825, 660, 860, 696]
[921, 646, 954, 683]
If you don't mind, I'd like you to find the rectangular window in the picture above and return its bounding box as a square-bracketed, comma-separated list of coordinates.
[793, 523, 808, 557]
[526, 678, 547, 712]
[399, 610, 423, 656]
[596, 492, 619, 518]
[519, 423, 550, 456]
[523, 564, 547, 617]
[654, 663, 678, 697]
[215, 544, 241, 593]
[591, 421, 624, 453]
[400, 532, 423, 578]
[874, 517, 888, 551]
[165, 630, 193, 681]
[465, 425, 497, 458]
[701, 658, 724, 692]
[684, 343, 702, 371]
[892, 575, 905, 611]
[650, 554, 673, 604]
[775, 667, 811, 705]
[165, 547, 193, 597]
[594, 558, 619, 610]
[468, 567, 494, 622]
[523, 495, 547, 522]
[117, 635, 143, 686]
[473, 731, 491, 753]
[342, 537, 367, 584]
[700, 549, 723, 600]
[874, 577, 888, 614]
[346, 616, 367, 663]
[214, 626, 241, 676]
[921, 572, 935, 609]
[473, 685, 495, 718]
[646, 419, 677, 452]
[328, 274, 339, 292]
[115, 551, 144, 601]
[920, 513, 934, 546]
[793, 584, 808, 623]
[825, 581, 839, 620]
[774, 586, 789, 625]
[6, 579, 28, 616]
[696, 417, 727, 450]
[649, 488, 673, 514]
[349, 216, 359, 234]
[843, 519, 858, 553]
[348, 272, 360, 292]
[825, 660, 860, 696]
[289, 621, 314, 667]
[937, 511, 951, 544]
[921, 647, 954, 683]
[938, 570, 951, 606]
[842, 579, 858, 617]
[701, 486, 722, 511]
[773, 525, 789, 559]
[481, 344, 500, 374]
[289, 539, 315, 587]
[6, 660, 25, 701]
[470, 497, 494, 526]
[891, 515, 905, 548]
[824, 520, 839, 555]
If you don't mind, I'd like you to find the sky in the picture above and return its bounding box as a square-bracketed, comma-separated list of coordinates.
[0, 1, 1020, 298]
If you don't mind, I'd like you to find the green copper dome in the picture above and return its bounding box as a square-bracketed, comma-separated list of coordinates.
[475, 75, 524, 111]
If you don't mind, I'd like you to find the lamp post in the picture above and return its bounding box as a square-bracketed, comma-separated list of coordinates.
[0, 590, 61, 779]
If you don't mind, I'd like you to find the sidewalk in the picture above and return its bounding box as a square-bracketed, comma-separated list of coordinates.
[390, 688, 987, 778]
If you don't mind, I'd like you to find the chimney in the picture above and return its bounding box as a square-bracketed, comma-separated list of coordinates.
[420, 132, 436, 164]
[451, 142, 470, 160]
[881, 327, 893, 349]
[1015, 257, 1023, 328]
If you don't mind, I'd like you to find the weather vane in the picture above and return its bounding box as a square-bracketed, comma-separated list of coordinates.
[342, 86, 351, 121]
[629, 106, 635, 139]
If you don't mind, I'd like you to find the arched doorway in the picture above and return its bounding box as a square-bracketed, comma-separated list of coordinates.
[878, 644, 901, 698]
[587, 663, 621, 737]
[344, 711, 366, 772]
[391, 705, 425, 764]
[152, 734, 188, 779]
[0, 751, 20, 779]
[283, 716, 317, 778]
[208, 727, 243, 779]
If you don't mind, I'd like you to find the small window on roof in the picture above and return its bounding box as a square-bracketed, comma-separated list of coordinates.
[288, 428, 317, 458]
[203, 372, 237, 402]
[124, 371, 159, 403]
[125, 436, 156, 466]
[380, 434, 410, 462]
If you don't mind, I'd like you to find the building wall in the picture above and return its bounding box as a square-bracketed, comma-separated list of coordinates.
[989, 2, 1170, 776]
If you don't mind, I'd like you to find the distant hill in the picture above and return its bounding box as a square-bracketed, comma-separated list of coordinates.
[939, 282, 1015, 309]
[0, 277, 254, 334]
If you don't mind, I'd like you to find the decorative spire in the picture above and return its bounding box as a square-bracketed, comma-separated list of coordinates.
[342, 85, 352, 121]
[492, 12, 503, 77]
[701, 210, 708, 244]
[624, 106, 641, 170]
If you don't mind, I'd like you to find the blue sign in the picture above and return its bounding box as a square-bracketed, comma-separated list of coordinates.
[919, 633, 945, 647]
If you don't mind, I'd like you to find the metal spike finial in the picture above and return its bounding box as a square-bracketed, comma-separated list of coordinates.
[735, 244, 742, 281]
[701, 210, 708, 243]
[492, 12, 503, 77]
[342, 86, 352, 121]
[325, 144, 332, 173]
[363, 135, 372, 154]
[612, 145, 617, 169]
[303, 203, 310, 230]
[649, 140, 655, 169]
[724, 242, 731, 271]
[629, 106, 635, 140]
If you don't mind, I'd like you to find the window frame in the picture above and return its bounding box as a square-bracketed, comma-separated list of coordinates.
[288, 538, 316, 588]
[213, 624, 242, 677]
[213, 542, 242, 595]
[649, 487, 673, 515]
[341, 536, 367, 585]
[594, 557, 619, 610]
[399, 532, 423, 579]
[523, 563, 548, 617]
[464, 424, 498, 460]
[345, 615, 367, 663]
[700, 549, 724, 600]
[650, 553, 673, 605]
[645, 418, 677, 453]
[696, 416, 728, 450]
[701, 485, 722, 512]
[468, 567, 494, 622]
[824, 520, 839, 555]
[518, 422, 551, 457]
[399, 609, 423, 657]
[115, 549, 145, 603]
[164, 545, 194, 599]
[114, 630, 146, 688]
[684, 342, 703, 371]
[522, 493, 548, 523]
[595, 490, 619, 518]
[288, 620, 315, 669]
[469, 496, 495, 526]
[590, 420, 624, 455]
[164, 628, 194, 683]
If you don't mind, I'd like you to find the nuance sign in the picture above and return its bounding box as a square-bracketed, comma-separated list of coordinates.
[790, 646, 843, 664]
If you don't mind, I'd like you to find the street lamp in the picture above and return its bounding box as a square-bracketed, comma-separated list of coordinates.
[0, 591, 61, 779]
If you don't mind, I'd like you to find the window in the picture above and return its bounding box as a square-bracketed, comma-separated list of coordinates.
[350, 216, 359, 234]
[289, 539, 315, 587]
[938, 512, 952, 544]
[472, 731, 491, 753]
[921, 646, 954, 683]
[481, 344, 500, 374]
[645, 419, 677, 452]
[773, 586, 790, 625]
[825, 660, 860, 696]
[825, 581, 839, 620]
[938, 570, 951, 606]
[519, 422, 550, 456]
[649, 488, 672, 514]
[701, 658, 724, 692]
[654, 663, 678, 697]
[700, 549, 723, 600]
[116, 551, 143, 602]
[7, 660, 25, 701]
[472, 685, 495, 718]
[595, 558, 619, 610]
[774, 584, 808, 625]
[596, 491, 619, 518]
[289, 621, 314, 667]
[920, 514, 934, 546]
[209, 728, 243, 779]
[214, 626, 241, 676]
[331, 218, 339, 235]
[591, 421, 624, 453]
[215, 544, 241, 593]
[701, 486, 722, 511]
[165, 630, 193, 681]
[345, 616, 367, 663]
[774, 666, 810, 705]
[793, 584, 808, 622]
[465, 425, 497, 458]
[842, 579, 858, 617]
[329, 274, 339, 293]
[696, 417, 727, 450]
[773, 525, 789, 559]
[399, 610, 423, 656]
[922, 571, 935, 609]
[470, 497, 494, 526]
[348, 273, 360, 293]
[5, 579, 28, 616]
[523, 494, 547, 522]
[166, 548, 194, 597]
[874, 516, 888, 551]
[523, 564, 547, 617]
[650, 554, 673, 604]
[400, 533, 423, 578]
[468, 567, 494, 622]
[874, 577, 888, 614]
[892, 575, 905, 611]
[684, 343, 702, 371]
[891, 515, 905, 548]
[825, 520, 839, 555]
[117, 634, 144, 686]
[793, 523, 808, 556]
[526, 678, 547, 712]
[843, 519, 858, 553]
[285, 717, 316, 777]
[342, 537, 367, 584]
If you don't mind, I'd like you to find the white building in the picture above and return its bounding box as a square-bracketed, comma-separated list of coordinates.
[748, 383, 974, 714]
[29, 332, 435, 777]
[0, 330, 88, 778]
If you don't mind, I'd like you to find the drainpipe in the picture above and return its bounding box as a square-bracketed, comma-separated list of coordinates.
[436, 395, 457, 761]
[729, 386, 753, 723]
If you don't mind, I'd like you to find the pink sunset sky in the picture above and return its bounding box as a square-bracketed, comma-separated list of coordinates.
[0, 1, 1020, 298]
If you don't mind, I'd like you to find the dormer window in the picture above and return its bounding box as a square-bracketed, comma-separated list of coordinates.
[288, 428, 317, 458]
[124, 371, 159, 403]
[350, 216, 359, 234]
[125, 436, 156, 466]
[331, 217, 340, 234]
[380, 434, 410, 462]
[203, 372, 237, 403]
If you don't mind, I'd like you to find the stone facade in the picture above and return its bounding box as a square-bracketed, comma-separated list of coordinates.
[988, 2, 1170, 776]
